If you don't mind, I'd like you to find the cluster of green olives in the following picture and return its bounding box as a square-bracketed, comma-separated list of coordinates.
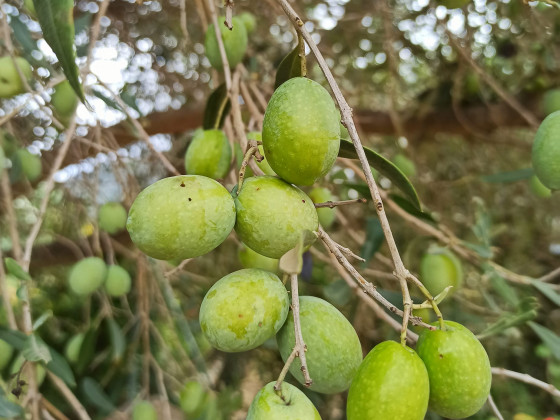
[67, 257, 131, 297]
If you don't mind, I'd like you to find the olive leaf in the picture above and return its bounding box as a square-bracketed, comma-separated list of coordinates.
[338, 139, 422, 210]
[33, 0, 86, 103]
[274, 36, 306, 90]
[203, 84, 231, 130]
[480, 167, 533, 183]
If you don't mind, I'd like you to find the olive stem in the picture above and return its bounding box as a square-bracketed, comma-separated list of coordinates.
[297, 31, 307, 77]
[487, 394, 505, 420]
[314, 198, 367, 209]
[491, 367, 560, 399]
[274, 348, 297, 394]
[237, 142, 259, 193]
[317, 228, 435, 331]
[275, 0, 442, 342]
[206, 0, 232, 90]
[290, 274, 312, 387]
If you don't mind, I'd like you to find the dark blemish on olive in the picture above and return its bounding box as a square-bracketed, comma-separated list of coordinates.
[180, 182, 185, 187]
[238, 314, 243, 318]
[256, 187, 260, 191]
[439, 354, 444, 359]
[302, 200, 306, 203]
[258, 322, 263, 327]
[188, 198, 192, 201]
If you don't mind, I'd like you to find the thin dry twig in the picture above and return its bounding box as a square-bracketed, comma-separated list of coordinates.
[47, 373, 91, 420]
[491, 367, 560, 398]
[288, 274, 312, 386]
[314, 198, 367, 208]
[207, 0, 232, 89]
[487, 394, 505, 420]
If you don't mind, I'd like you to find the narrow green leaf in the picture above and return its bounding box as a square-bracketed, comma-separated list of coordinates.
[528, 322, 560, 361]
[488, 270, 519, 306]
[92, 88, 123, 112]
[106, 318, 125, 362]
[338, 139, 421, 210]
[81, 377, 116, 413]
[0, 328, 27, 350]
[361, 217, 384, 265]
[477, 304, 538, 340]
[32, 310, 53, 331]
[10, 16, 38, 54]
[481, 167, 533, 183]
[33, 0, 85, 103]
[274, 45, 304, 89]
[0, 394, 24, 418]
[203, 84, 231, 130]
[531, 280, 560, 307]
[4, 258, 31, 281]
[388, 194, 436, 223]
[75, 328, 98, 375]
[323, 279, 352, 306]
[23, 334, 51, 363]
[46, 347, 76, 387]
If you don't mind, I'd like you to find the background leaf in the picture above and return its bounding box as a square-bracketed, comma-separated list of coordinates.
[203, 84, 231, 130]
[338, 139, 421, 210]
[46, 347, 76, 387]
[4, 258, 31, 281]
[33, 0, 85, 102]
[81, 377, 116, 414]
[528, 322, 560, 361]
[531, 280, 560, 307]
[23, 334, 52, 364]
[0, 394, 23, 418]
[274, 44, 304, 89]
[481, 167, 533, 183]
[361, 217, 384, 265]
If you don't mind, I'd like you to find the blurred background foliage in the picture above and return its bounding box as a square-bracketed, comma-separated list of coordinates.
[0, 0, 559, 418]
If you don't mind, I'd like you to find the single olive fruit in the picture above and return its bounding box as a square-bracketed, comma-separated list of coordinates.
[308, 187, 336, 229]
[238, 243, 279, 273]
[416, 320, 492, 419]
[132, 400, 158, 420]
[64, 333, 85, 364]
[199, 269, 289, 352]
[263, 77, 340, 185]
[247, 132, 276, 176]
[239, 12, 257, 34]
[234, 176, 318, 259]
[0, 56, 32, 98]
[392, 153, 416, 178]
[0, 339, 14, 370]
[184, 129, 232, 180]
[11, 354, 46, 386]
[543, 88, 560, 115]
[127, 175, 236, 260]
[277, 296, 363, 394]
[68, 257, 107, 296]
[14, 149, 42, 182]
[347, 341, 429, 420]
[532, 111, 560, 190]
[529, 174, 552, 198]
[179, 381, 208, 416]
[51, 80, 78, 126]
[98, 202, 128, 234]
[205, 16, 248, 69]
[104, 265, 132, 297]
[419, 248, 463, 296]
[247, 381, 322, 420]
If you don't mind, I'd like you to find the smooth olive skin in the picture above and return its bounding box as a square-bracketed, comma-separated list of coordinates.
[277, 296, 363, 394]
[532, 111, 560, 190]
[543, 88, 560, 115]
[308, 187, 336, 229]
[263, 77, 340, 186]
[238, 243, 279, 273]
[419, 249, 463, 296]
[68, 257, 107, 296]
[51, 80, 78, 125]
[247, 382, 322, 420]
[529, 175, 552, 198]
[126, 175, 236, 260]
[204, 16, 248, 69]
[184, 129, 232, 180]
[0, 56, 32, 98]
[98, 202, 128, 234]
[104, 265, 132, 297]
[0, 339, 13, 370]
[15, 149, 42, 182]
[199, 269, 289, 352]
[132, 401, 158, 420]
[65, 333, 85, 364]
[234, 176, 318, 259]
[346, 341, 429, 420]
[416, 320, 492, 419]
